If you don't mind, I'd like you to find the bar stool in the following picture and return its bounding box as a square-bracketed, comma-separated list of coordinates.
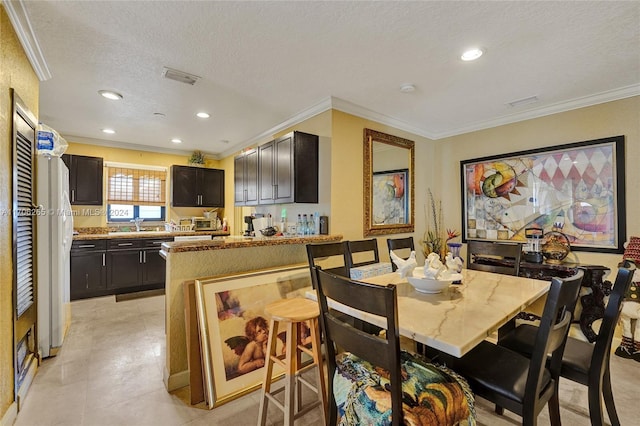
[257, 298, 326, 425]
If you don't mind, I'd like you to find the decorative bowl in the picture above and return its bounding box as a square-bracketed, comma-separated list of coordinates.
[407, 273, 458, 294]
[259, 226, 278, 237]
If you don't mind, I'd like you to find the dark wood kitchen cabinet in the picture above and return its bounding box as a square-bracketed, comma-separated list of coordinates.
[62, 154, 103, 205]
[171, 165, 224, 207]
[106, 238, 172, 291]
[234, 131, 318, 205]
[70, 237, 171, 300]
[70, 240, 107, 300]
[234, 148, 258, 206]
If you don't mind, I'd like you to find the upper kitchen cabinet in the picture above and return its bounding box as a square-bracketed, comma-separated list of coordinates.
[234, 148, 258, 206]
[62, 154, 103, 205]
[235, 131, 318, 206]
[171, 165, 224, 207]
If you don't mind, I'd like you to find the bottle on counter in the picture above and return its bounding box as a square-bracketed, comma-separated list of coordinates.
[302, 214, 308, 235]
[296, 214, 303, 236]
[309, 214, 315, 235]
[222, 218, 228, 232]
[314, 212, 320, 235]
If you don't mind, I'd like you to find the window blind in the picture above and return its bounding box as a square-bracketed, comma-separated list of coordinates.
[106, 166, 166, 206]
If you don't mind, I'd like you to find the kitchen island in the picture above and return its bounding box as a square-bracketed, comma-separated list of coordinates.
[159, 234, 342, 391]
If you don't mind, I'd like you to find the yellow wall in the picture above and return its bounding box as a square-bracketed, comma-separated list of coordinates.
[330, 110, 437, 261]
[0, 6, 40, 421]
[64, 142, 225, 228]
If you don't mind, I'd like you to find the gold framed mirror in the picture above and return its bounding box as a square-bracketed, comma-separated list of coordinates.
[363, 129, 415, 236]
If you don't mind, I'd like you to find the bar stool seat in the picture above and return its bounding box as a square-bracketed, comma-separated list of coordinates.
[258, 298, 326, 425]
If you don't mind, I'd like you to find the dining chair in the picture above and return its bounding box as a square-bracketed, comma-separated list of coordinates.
[306, 241, 349, 287]
[498, 261, 636, 426]
[444, 269, 584, 426]
[345, 238, 380, 271]
[386, 237, 415, 272]
[312, 267, 475, 426]
[467, 240, 523, 276]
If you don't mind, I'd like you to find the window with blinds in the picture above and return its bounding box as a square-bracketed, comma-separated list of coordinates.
[106, 166, 167, 222]
[107, 167, 166, 206]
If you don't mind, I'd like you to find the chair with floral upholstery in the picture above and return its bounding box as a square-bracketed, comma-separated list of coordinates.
[313, 267, 475, 426]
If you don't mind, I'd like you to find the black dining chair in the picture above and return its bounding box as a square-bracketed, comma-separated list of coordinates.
[345, 239, 380, 271]
[498, 261, 636, 426]
[386, 237, 415, 272]
[443, 270, 584, 426]
[312, 267, 475, 426]
[467, 240, 523, 276]
[306, 241, 349, 287]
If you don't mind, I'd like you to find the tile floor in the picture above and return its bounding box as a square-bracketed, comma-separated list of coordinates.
[14, 294, 638, 426]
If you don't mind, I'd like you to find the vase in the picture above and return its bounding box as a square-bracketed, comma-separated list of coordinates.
[446, 242, 464, 274]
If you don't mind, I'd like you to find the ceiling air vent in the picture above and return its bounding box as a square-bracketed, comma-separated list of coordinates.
[162, 67, 200, 85]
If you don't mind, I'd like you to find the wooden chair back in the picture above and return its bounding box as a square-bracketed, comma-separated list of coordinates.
[467, 240, 523, 276]
[525, 270, 584, 415]
[313, 267, 402, 426]
[306, 242, 349, 288]
[563, 261, 635, 426]
[345, 239, 380, 271]
[386, 237, 415, 272]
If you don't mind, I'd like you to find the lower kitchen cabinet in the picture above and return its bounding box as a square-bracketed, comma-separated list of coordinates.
[70, 240, 107, 300]
[70, 237, 171, 300]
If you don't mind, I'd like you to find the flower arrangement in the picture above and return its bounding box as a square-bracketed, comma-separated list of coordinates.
[422, 189, 444, 259]
[422, 189, 460, 260]
[188, 150, 205, 165]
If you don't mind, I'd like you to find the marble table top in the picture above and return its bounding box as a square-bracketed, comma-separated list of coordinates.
[307, 269, 550, 358]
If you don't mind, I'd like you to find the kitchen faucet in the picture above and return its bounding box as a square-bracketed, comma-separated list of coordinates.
[131, 217, 144, 232]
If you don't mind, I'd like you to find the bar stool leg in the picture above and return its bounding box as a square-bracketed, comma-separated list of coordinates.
[295, 322, 303, 415]
[284, 321, 296, 425]
[309, 317, 327, 422]
[258, 318, 279, 426]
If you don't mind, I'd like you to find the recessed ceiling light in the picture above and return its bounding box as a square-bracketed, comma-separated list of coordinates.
[153, 112, 166, 117]
[220, 139, 229, 144]
[461, 48, 484, 61]
[171, 138, 182, 144]
[196, 112, 210, 119]
[98, 90, 123, 100]
[102, 128, 116, 134]
[399, 83, 416, 93]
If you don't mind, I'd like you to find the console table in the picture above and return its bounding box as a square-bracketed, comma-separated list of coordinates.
[473, 257, 611, 342]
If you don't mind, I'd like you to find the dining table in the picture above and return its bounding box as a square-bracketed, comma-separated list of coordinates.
[306, 268, 550, 358]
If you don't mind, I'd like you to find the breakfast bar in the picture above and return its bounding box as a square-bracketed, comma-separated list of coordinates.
[159, 234, 342, 391]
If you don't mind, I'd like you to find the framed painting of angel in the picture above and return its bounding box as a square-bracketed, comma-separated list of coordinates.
[195, 264, 311, 408]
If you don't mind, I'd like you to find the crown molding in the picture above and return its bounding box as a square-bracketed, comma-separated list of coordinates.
[63, 135, 196, 158]
[329, 96, 436, 139]
[431, 84, 640, 139]
[3, 0, 51, 81]
[218, 97, 334, 158]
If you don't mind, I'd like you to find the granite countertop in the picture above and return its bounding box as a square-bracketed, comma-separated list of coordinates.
[160, 234, 343, 253]
[73, 229, 231, 241]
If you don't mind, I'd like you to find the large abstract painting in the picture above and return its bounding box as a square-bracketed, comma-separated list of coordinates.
[460, 136, 625, 253]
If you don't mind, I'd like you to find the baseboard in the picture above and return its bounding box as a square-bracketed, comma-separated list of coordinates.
[0, 402, 18, 426]
[116, 288, 165, 302]
[163, 367, 189, 392]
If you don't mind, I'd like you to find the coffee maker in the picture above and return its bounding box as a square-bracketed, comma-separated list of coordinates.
[243, 216, 255, 236]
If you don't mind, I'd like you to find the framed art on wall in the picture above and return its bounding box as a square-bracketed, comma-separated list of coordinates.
[372, 169, 409, 225]
[195, 265, 311, 408]
[460, 135, 626, 253]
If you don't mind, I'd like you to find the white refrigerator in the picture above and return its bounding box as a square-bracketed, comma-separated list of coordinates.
[36, 155, 73, 358]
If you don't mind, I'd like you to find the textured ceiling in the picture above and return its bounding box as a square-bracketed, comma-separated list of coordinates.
[13, 0, 640, 158]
